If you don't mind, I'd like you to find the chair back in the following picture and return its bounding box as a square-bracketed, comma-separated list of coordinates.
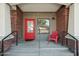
[51, 31, 58, 37]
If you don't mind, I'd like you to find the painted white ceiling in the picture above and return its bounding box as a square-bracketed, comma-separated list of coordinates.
[18, 3, 61, 12]
[9, 3, 71, 12]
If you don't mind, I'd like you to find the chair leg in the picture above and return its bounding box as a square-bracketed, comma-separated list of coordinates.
[48, 40, 50, 44]
[48, 37, 50, 44]
[55, 40, 58, 44]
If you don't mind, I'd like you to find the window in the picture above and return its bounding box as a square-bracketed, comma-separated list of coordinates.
[27, 21, 33, 33]
[37, 18, 50, 33]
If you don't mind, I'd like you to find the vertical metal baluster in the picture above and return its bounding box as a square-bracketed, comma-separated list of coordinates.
[1, 40, 4, 56]
[16, 32, 18, 46]
[74, 40, 78, 56]
[76, 40, 78, 56]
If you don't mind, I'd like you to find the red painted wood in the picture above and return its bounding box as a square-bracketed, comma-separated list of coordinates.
[24, 18, 35, 41]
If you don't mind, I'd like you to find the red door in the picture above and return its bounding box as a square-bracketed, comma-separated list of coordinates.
[24, 18, 35, 41]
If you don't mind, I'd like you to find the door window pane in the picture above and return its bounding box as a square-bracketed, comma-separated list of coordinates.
[27, 21, 33, 32]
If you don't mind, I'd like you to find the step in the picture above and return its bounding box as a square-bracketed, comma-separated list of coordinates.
[4, 53, 39, 56]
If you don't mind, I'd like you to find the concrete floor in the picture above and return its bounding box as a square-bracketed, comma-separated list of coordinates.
[4, 40, 74, 56]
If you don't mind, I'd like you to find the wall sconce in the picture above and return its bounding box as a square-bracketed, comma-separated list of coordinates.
[52, 17, 55, 20]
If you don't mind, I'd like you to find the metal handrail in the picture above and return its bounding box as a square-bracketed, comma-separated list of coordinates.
[66, 32, 78, 56]
[0, 31, 18, 56]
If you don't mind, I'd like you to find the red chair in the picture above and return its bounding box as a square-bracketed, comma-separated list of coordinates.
[48, 31, 58, 44]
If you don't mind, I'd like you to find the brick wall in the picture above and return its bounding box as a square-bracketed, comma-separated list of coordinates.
[16, 6, 23, 39]
[56, 5, 69, 33]
[0, 38, 15, 52]
[11, 6, 23, 40]
[11, 10, 18, 31]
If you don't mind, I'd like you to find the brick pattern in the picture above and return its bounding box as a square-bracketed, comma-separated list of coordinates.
[11, 6, 23, 39]
[66, 39, 79, 53]
[17, 6, 23, 39]
[66, 38, 75, 52]
[56, 5, 69, 44]
[11, 10, 18, 31]
[59, 31, 79, 54]
[58, 31, 67, 46]
[56, 5, 69, 33]
[0, 38, 15, 52]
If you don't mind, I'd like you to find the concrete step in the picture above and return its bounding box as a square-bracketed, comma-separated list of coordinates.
[4, 53, 39, 56]
[4, 46, 73, 56]
[3, 41, 74, 56]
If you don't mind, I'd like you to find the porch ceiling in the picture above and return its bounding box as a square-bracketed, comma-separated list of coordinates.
[9, 3, 71, 12]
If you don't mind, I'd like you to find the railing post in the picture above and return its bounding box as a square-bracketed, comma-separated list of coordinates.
[1, 40, 4, 56]
[76, 40, 78, 56]
[74, 40, 78, 56]
[16, 31, 18, 46]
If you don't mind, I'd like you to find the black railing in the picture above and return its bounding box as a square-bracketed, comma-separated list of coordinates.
[66, 33, 78, 56]
[1, 31, 18, 56]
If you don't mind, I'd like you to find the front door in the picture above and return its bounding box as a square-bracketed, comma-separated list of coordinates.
[24, 18, 35, 41]
[37, 18, 50, 41]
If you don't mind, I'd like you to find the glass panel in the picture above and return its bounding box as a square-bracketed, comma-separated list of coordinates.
[38, 18, 49, 33]
[27, 21, 33, 33]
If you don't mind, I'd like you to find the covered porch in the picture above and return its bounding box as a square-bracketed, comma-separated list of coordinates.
[0, 3, 79, 56]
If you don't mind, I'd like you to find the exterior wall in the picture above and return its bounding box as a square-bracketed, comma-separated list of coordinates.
[23, 12, 56, 33]
[74, 3, 79, 38]
[56, 5, 69, 44]
[23, 12, 56, 41]
[0, 4, 15, 52]
[5, 4, 11, 36]
[56, 5, 69, 33]
[59, 4, 79, 54]
[17, 6, 23, 39]
[0, 4, 11, 37]
[11, 6, 23, 39]
[0, 4, 5, 36]
[68, 4, 74, 36]
[11, 10, 17, 32]
[68, 3, 79, 39]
